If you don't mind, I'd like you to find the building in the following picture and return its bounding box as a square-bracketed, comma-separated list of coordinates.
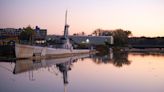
[46, 35, 113, 48]
[0, 28, 23, 36]
[0, 26, 47, 45]
[70, 35, 113, 45]
[0, 28, 23, 45]
[34, 26, 47, 44]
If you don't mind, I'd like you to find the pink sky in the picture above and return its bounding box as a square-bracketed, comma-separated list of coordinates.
[0, 0, 164, 37]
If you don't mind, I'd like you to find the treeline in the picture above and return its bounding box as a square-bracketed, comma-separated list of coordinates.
[92, 28, 132, 46]
[128, 37, 164, 46]
[91, 28, 164, 47]
[19, 26, 36, 44]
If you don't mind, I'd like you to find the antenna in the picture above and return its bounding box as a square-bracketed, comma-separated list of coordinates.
[65, 10, 67, 25]
[63, 10, 69, 39]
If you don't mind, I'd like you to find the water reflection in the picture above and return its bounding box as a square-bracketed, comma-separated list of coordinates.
[91, 50, 131, 67]
[1, 52, 164, 92]
[56, 60, 73, 92]
[0, 54, 89, 92]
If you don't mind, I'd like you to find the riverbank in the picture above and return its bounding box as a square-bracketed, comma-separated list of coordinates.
[126, 48, 164, 53]
[111, 46, 164, 53]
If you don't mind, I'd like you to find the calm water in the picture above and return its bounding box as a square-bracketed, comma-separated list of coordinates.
[0, 52, 164, 92]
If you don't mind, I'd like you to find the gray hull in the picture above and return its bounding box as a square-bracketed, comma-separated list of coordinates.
[15, 44, 91, 59]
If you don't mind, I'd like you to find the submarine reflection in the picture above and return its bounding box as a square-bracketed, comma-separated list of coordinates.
[13, 54, 90, 92]
[0, 49, 133, 92]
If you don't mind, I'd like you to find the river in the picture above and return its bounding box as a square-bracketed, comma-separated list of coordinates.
[0, 52, 164, 92]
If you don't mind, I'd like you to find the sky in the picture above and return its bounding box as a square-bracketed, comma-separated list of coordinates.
[0, 0, 164, 37]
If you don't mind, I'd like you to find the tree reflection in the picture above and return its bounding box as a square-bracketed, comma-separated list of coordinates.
[91, 50, 131, 67]
[112, 51, 131, 67]
[91, 53, 112, 64]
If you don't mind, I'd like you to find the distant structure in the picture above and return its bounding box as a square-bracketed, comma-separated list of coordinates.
[34, 26, 47, 44]
[0, 28, 23, 36]
[70, 35, 114, 45]
[46, 35, 113, 48]
[0, 28, 23, 45]
[0, 26, 47, 45]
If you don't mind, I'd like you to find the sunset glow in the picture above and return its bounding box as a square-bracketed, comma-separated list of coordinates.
[0, 0, 164, 37]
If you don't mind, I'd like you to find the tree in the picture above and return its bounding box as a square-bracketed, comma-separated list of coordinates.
[112, 29, 132, 46]
[92, 29, 101, 36]
[19, 26, 35, 44]
[91, 28, 132, 46]
[92, 29, 113, 36]
[81, 32, 85, 36]
[112, 51, 131, 67]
